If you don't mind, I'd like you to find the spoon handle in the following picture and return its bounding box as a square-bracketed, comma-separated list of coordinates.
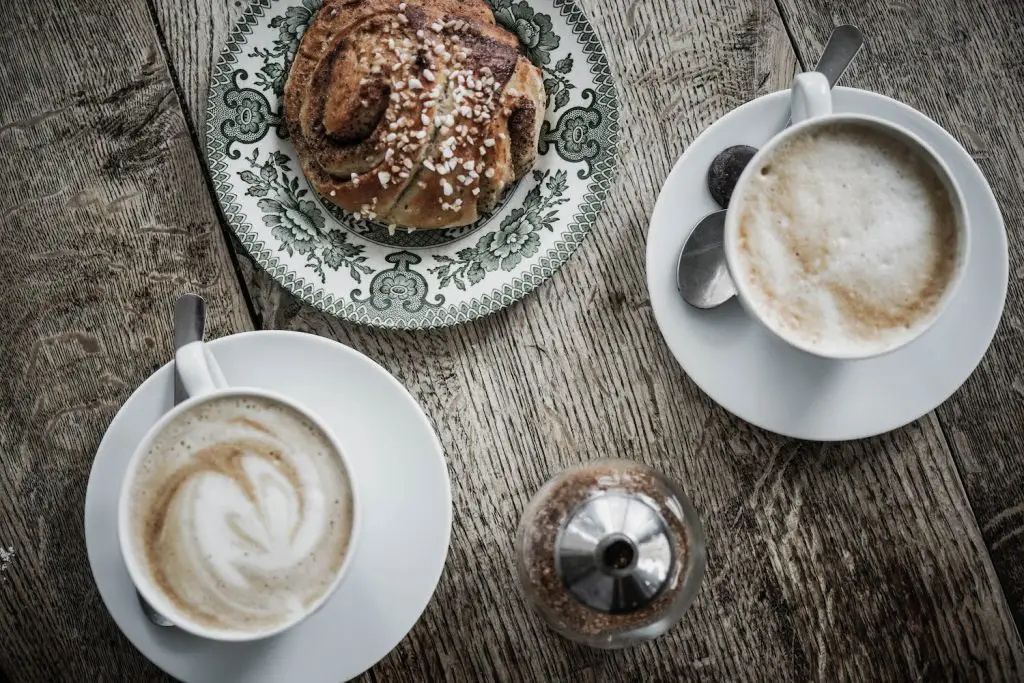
[815, 25, 864, 87]
[173, 294, 207, 405]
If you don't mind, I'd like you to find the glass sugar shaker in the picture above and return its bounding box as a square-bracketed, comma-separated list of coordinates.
[515, 459, 706, 649]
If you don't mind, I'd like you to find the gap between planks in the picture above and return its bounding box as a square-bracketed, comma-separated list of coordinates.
[143, 0, 262, 329]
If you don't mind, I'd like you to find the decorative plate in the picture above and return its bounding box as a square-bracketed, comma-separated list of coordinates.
[206, 0, 619, 328]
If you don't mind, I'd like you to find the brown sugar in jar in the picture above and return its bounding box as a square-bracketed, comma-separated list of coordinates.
[515, 460, 706, 649]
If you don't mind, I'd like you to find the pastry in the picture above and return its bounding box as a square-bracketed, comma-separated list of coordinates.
[284, 0, 547, 230]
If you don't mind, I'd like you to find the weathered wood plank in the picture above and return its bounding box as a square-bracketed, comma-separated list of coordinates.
[151, 0, 241, 136]
[145, 0, 1024, 681]
[775, 0, 1024, 636]
[0, 0, 252, 679]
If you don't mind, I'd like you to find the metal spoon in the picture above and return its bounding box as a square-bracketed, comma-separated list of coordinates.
[677, 25, 864, 309]
[136, 294, 208, 627]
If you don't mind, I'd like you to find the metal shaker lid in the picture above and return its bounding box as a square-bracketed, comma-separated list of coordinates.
[555, 491, 674, 614]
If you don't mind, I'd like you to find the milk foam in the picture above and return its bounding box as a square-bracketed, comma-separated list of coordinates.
[735, 122, 960, 355]
[130, 395, 353, 634]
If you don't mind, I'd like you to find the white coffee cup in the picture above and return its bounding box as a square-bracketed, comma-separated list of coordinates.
[723, 72, 971, 360]
[117, 341, 360, 641]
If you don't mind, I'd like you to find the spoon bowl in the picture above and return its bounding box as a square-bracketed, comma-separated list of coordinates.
[676, 211, 732, 309]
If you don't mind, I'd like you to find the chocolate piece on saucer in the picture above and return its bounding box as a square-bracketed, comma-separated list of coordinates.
[707, 144, 758, 207]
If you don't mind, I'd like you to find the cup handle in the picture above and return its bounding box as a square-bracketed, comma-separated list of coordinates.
[175, 341, 228, 398]
[791, 71, 832, 124]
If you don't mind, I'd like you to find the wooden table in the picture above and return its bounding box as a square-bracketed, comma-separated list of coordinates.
[2, 0, 1023, 680]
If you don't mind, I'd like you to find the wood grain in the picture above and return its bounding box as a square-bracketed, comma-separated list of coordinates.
[144, 0, 1024, 681]
[775, 0, 1024, 637]
[1, 0, 1022, 680]
[150, 0, 242, 140]
[0, 0, 252, 680]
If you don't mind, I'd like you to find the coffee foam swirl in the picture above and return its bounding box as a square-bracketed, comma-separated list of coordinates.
[130, 396, 353, 634]
[735, 122, 960, 355]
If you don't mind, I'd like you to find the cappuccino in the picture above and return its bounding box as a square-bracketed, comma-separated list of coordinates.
[734, 121, 961, 355]
[128, 395, 354, 635]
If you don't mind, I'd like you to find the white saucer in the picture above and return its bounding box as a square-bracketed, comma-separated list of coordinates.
[84, 331, 452, 682]
[646, 87, 1008, 440]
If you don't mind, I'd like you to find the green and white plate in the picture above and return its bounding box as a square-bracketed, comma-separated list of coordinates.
[206, 0, 619, 329]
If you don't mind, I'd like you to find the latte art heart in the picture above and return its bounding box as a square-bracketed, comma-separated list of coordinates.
[130, 396, 354, 634]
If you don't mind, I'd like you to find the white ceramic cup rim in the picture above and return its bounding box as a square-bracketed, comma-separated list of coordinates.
[116, 384, 361, 642]
[723, 99, 971, 361]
